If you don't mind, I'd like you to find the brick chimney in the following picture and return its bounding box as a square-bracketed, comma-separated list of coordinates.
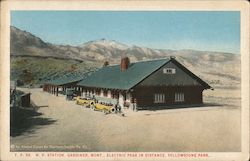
[120, 56, 130, 71]
[103, 61, 109, 67]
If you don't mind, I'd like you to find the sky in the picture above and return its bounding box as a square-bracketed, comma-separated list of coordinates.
[11, 11, 240, 54]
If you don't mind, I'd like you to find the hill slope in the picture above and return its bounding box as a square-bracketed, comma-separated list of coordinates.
[10, 26, 240, 88]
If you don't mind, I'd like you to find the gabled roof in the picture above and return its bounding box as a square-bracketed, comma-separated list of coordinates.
[77, 58, 170, 90]
[170, 58, 211, 89]
[77, 58, 211, 90]
[46, 71, 91, 86]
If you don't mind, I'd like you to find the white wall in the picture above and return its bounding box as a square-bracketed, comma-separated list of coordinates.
[107, 90, 112, 98]
[119, 92, 124, 109]
[100, 89, 104, 97]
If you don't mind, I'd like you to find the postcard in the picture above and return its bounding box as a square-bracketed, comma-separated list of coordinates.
[0, 0, 249, 161]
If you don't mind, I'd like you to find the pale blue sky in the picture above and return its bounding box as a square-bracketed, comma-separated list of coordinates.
[11, 11, 240, 54]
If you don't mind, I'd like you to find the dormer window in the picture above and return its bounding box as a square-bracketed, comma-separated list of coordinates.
[163, 68, 176, 74]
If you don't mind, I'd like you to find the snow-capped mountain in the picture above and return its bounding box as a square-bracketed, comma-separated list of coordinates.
[80, 38, 129, 50]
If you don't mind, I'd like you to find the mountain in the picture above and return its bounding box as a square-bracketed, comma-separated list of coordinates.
[10, 26, 240, 88]
[80, 39, 129, 50]
[11, 26, 87, 61]
[10, 26, 101, 86]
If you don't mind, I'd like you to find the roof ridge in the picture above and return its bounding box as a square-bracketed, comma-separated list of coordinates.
[105, 57, 169, 67]
[132, 57, 169, 63]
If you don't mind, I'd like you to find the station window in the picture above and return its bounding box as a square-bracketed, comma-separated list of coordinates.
[175, 92, 184, 102]
[154, 93, 165, 103]
[103, 90, 107, 97]
[100, 90, 104, 97]
[95, 90, 100, 95]
[163, 68, 176, 74]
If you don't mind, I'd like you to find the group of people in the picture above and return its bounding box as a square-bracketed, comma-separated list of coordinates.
[78, 92, 138, 112]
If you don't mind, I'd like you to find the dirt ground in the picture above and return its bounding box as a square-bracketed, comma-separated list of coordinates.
[10, 87, 241, 152]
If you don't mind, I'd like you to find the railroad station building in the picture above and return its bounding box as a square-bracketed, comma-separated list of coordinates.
[76, 57, 211, 110]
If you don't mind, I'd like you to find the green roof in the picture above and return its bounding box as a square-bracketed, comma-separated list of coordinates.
[46, 71, 91, 86]
[77, 58, 170, 90]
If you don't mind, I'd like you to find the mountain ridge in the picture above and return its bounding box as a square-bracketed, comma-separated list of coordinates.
[10, 26, 238, 61]
[10, 26, 240, 88]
